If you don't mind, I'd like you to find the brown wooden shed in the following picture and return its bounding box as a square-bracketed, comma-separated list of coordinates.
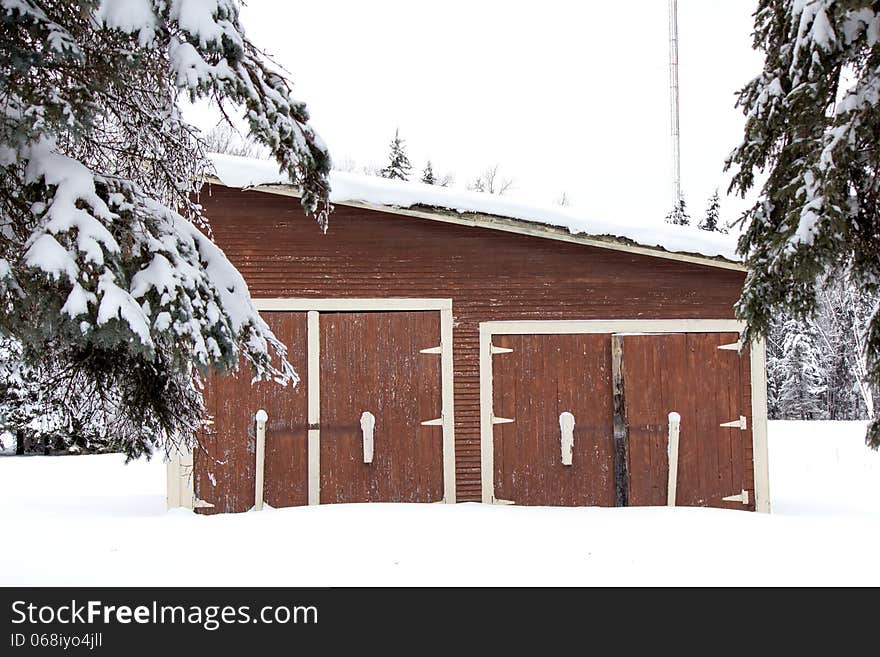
[166, 155, 770, 514]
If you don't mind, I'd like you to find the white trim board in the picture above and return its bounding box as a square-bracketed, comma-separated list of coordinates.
[167, 297, 456, 508]
[204, 177, 744, 272]
[306, 310, 321, 505]
[255, 298, 452, 312]
[478, 318, 770, 513]
[750, 338, 771, 513]
[482, 319, 746, 335]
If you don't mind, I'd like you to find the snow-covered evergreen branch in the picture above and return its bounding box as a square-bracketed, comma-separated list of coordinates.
[0, 0, 329, 458]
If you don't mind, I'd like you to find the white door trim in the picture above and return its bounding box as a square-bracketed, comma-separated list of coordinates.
[306, 310, 321, 505]
[166, 298, 456, 508]
[750, 338, 771, 512]
[480, 319, 745, 335]
[255, 298, 452, 312]
[478, 318, 770, 513]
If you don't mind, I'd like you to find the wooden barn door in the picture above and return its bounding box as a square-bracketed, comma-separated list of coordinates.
[616, 332, 754, 509]
[490, 334, 616, 506]
[195, 312, 309, 514]
[319, 312, 444, 503]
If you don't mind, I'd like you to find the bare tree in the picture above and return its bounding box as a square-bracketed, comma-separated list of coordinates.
[438, 171, 455, 187]
[467, 164, 514, 195]
[360, 163, 381, 177]
[203, 123, 266, 158]
[332, 156, 358, 173]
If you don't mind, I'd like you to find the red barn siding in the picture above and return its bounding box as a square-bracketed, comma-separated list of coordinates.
[199, 184, 745, 501]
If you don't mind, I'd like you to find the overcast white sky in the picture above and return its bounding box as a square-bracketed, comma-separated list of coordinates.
[185, 0, 764, 227]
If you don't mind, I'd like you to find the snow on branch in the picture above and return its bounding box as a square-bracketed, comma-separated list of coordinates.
[11, 139, 293, 385]
[1, 0, 319, 456]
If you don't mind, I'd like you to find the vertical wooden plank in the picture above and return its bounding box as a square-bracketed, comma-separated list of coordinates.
[364, 312, 379, 502]
[196, 311, 309, 513]
[591, 334, 616, 506]
[721, 333, 740, 506]
[687, 333, 709, 504]
[649, 334, 667, 503]
[557, 335, 573, 503]
[537, 333, 552, 504]
[672, 333, 697, 505]
[416, 312, 428, 500]
[493, 334, 515, 502]
[320, 311, 443, 504]
[491, 333, 614, 506]
[610, 334, 629, 507]
[657, 334, 675, 504]
[620, 331, 757, 510]
[623, 334, 657, 506]
[263, 312, 309, 509]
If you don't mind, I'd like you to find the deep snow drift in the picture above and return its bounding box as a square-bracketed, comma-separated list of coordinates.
[1, 421, 878, 586]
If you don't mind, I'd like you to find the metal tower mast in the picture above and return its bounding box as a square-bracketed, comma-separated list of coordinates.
[668, 0, 682, 208]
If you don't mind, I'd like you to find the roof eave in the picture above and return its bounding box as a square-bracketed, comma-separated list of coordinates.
[202, 177, 746, 272]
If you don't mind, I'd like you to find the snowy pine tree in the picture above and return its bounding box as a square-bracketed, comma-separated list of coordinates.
[379, 129, 412, 180]
[665, 198, 690, 226]
[766, 272, 879, 422]
[0, 0, 330, 459]
[765, 315, 786, 419]
[1, 335, 129, 455]
[777, 317, 827, 420]
[726, 0, 880, 445]
[421, 161, 436, 185]
[815, 275, 877, 420]
[698, 189, 726, 233]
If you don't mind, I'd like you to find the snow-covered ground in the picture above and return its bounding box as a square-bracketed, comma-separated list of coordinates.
[1, 421, 878, 586]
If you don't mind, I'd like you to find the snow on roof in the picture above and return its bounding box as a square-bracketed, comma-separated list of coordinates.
[207, 153, 741, 263]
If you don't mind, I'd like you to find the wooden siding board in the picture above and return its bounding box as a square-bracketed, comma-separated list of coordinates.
[492, 334, 615, 506]
[622, 332, 751, 509]
[317, 311, 443, 503]
[199, 185, 746, 501]
[195, 312, 308, 514]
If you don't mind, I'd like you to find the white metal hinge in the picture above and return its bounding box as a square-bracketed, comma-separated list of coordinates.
[722, 490, 750, 505]
[490, 344, 513, 354]
[420, 417, 443, 426]
[493, 497, 515, 505]
[720, 415, 748, 430]
[420, 345, 442, 354]
[492, 416, 514, 425]
[717, 342, 741, 351]
[193, 498, 215, 509]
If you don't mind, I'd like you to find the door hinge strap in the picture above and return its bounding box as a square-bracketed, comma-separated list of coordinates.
[420, 417, 443, 426]
[492, 416, 514, 425]
[420, 345, 442, 354]
[720, 415, 747, 430]
[717, 342, 741, 351]
[722, 490, 750, 505]
[490, 344, 513, 354]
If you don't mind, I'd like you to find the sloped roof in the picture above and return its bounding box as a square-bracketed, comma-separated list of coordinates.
[207, 153, 743, 270]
